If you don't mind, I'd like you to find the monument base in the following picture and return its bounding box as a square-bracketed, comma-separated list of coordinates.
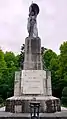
[5, 95, 61, 113]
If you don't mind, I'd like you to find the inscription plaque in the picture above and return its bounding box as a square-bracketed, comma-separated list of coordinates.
[21, 70, 46, 94]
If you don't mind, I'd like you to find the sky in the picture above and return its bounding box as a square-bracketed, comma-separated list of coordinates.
[0, 0, 67, 54]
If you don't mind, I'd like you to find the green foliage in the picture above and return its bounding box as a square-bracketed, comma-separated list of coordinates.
[43, 49, 57, 69]
[42, 42, 67, 98]
[60, 41, 67, 54]
[62, 87, 67, 96]
[0, 67, 17, 100]
[59, 42, 67, 78]
[4, 52, 18, 68]
[0, 96, 3, 103]
[0, 50, 20, 102]
[61, 87, 67, 105]
[0, 49, 7, 69]
[19, 44, 25, 69]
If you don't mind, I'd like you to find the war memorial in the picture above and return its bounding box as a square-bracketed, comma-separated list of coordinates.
[1, 2, 67, 119]
[5, 3, 61, 114]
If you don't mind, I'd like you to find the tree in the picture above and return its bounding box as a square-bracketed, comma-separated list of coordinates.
[0, 49, 7, 69]
[61, 87, 67, 106]
[41, 47, 47, 55]
[4, 51, 17, 68]
[0, 50, 18, 101]
[43, 49, 57, 69]
[59, 41, 67, 79]
[42, 48, 66, 98]
[0, 67, 16, 99]
[20, 44, 25, 69]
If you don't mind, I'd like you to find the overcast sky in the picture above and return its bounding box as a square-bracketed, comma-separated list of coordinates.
[0, 0, 67, 54]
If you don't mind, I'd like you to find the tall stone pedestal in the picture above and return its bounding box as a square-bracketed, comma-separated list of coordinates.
[24, 37, 42, 70]
[5, 37, 61, 113]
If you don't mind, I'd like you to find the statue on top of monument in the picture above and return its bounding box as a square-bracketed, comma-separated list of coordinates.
[27, 2, 39, 37]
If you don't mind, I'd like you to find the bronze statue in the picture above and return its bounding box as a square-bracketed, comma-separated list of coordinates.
[27, 3, 39, 37]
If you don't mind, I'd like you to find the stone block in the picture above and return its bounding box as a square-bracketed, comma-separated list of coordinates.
[15, 105, 22, 113]
[24, 37, 43, 70]
[14, 71, 21, 96]
[5, 96, 61, 113]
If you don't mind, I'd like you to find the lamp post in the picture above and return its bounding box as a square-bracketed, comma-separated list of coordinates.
[30, 101, 40, 119]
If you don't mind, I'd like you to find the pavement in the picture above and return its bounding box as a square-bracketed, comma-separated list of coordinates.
[0, 106, 67, 118]
[0, 106, 67, 112]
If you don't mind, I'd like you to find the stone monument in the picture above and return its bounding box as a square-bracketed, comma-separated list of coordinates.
[5, 3, 61, 113]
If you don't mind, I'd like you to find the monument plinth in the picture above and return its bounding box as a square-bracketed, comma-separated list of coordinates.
[24, 37, 42, 70]
[5, 3, 61, 113]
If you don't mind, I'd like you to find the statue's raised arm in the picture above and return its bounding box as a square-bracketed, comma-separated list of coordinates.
[27, 3, 39, 37]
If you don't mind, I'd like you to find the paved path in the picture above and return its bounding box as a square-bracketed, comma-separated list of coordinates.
[0, 106, 67, 118]
[0, 111, 67, 118]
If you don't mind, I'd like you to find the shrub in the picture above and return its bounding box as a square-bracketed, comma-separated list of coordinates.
[0, 96, 3, 104]
[61, 87, 67, 106]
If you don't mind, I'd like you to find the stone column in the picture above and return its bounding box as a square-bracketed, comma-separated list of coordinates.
[23, 37, 43, 70]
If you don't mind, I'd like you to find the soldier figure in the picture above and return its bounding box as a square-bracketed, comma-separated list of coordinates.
[27, 3, 39, 37]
